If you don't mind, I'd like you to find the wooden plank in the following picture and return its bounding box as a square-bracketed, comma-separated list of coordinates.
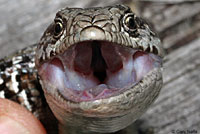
[140, 2, 200, 53]
[140, 0, 199, 3]
[137, 1, 200, 133]
[140, 39, 200, 133]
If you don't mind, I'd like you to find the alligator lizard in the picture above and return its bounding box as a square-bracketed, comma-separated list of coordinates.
[0, 5, 164, 134]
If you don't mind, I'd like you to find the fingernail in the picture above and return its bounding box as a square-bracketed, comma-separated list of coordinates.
[0, 116, 30, 134]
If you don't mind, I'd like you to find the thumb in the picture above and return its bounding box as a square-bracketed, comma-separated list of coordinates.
[0, 98, 46, 134]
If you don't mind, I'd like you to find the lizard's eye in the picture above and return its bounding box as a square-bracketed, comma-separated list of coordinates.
[123, 13, 137, 32]
[54, 20, 63, 38]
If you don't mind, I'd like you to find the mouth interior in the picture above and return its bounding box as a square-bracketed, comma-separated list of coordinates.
[38, 41, 162, 102]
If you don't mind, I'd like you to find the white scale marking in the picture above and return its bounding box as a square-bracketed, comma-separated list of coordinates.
[18, 90, 32, 111]
[11, 71, 19, 93]
[0, 91, 5, 98]
[12, 56, 23, 64]
[0, 77, 3, 85]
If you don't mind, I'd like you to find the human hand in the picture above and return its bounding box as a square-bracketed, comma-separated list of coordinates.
[0, 98, 46, 134]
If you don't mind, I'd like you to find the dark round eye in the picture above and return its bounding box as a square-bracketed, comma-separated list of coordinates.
[123, 13, 138, 32]
[54, 21, 63, 37]
[125, 16, 136, 30]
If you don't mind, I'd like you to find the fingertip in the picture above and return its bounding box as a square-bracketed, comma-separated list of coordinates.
[0, 98, 46, 134]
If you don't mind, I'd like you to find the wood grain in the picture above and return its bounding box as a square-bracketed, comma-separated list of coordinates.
[137, 2, 200, 134]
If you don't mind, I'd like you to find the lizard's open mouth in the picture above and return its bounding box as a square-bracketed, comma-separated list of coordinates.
[38, 41, 162, 102]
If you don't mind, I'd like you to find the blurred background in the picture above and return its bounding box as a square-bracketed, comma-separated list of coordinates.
[0, 0, 200, 134]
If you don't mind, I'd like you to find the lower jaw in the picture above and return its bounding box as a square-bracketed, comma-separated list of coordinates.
[42, 68, 162, 115]
[57, 83, 136, 102]
[42, 68, 163, 133]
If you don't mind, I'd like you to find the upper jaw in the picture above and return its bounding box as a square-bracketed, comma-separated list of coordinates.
[36, 25, 164, 66]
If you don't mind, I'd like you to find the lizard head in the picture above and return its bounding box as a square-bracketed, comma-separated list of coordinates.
[35, 4, 164, 133]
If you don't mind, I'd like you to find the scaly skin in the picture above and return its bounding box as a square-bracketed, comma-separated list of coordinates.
[0, 5, 164, 134]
